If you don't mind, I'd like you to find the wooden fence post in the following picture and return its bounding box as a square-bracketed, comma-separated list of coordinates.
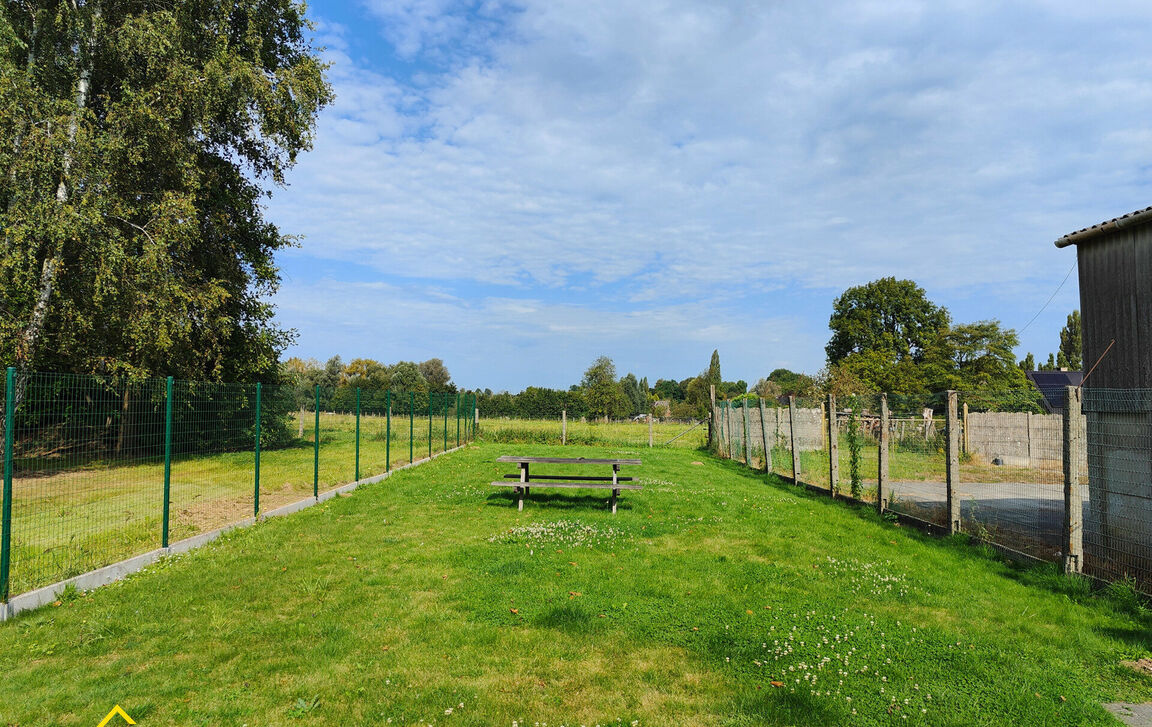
[1063, 386, 1084, 574]
[878, 393, 890, 513]
[945, 390, 961, 534]
[827, 394, 838, 496]
[759, 397, 770, 472]
[709, 384, 716, 450]
[789, 396, 801, 482]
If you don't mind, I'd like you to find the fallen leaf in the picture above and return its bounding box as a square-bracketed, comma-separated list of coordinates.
[1059, 696, 1067, 703]
[52, 601, 61, 607]
[510, 608, 519, 614]
[569, 562, 578, 567]
[746, 610, 754, 615]
[1035, 693, 1042, 699]
[569, 591, 582, 597]
[382, 646, 390, 651]
[770, 681, 784, 688]
[597, 614, 606, 618]
[691, 627, 699, 632]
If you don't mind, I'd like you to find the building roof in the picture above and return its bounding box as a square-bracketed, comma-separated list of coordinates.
[1055, 206, 1152, 248]
[1024, 370, 1083, 412]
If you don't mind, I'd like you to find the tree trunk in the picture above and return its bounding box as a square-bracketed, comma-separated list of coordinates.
[19, 3, 98, 372]
[115, 385, 130, 457]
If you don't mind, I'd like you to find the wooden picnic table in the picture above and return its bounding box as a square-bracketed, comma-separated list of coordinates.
[492, 456, 642, 513]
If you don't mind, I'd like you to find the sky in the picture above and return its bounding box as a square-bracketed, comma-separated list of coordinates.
[266, 0, 1152, 392]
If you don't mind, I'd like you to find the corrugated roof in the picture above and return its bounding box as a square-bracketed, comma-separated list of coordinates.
[1055, 206, 1152, 247]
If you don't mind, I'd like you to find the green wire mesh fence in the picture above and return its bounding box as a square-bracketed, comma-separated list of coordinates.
[0, 368, 477, 600]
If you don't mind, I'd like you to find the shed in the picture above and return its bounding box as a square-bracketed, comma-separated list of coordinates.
[1056, 207, 1152, 584]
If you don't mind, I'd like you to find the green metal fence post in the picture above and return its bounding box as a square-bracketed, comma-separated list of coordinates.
[254, 382, 262, 517]
[386, 390, 392, 472]
[355, 387, 361, 482]
[1, 367, 15, 602]
[162, 376, 173, 548]
[409, 392, 414, 464]
[428, 394, 433, 458]
[443, 394, 448, 452]
[456, 393, 461, 447]
[313, 385, 320, 499]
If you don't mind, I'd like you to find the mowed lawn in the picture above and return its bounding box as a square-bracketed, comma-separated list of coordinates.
[1, 444, 1150, 726]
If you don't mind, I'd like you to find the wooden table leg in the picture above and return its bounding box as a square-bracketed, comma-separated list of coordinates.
[519, 462, 528, 511]
[611, 463, 619, 513]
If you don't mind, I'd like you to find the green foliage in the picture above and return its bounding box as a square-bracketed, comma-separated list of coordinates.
[0, 1, 332, 380]
[1058, 310, 1082, 370]
[846, 403, 863, 499]
[1019, 352, 1036, 371]
[707, 349, 721, 386]
[582, 355, 629, 419]
[826, 277, 950, 365]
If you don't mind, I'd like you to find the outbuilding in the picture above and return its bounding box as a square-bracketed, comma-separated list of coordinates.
[1056, 207, 1152, 584]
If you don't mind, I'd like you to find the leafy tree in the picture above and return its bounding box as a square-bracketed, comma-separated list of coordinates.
[826, 277, 950, 369]
[1058, 310, 1082, 370]
[388, 361, 427, 392]
[653, 378, 684, 402]
[620, 372, 647, 416]
[1019, 352, 1035, 371]
[928, 320, 1029, 392]
[707, 350, 722, 389]
[582, 356, 628, 419]
[1040, 353, 1057, 372]
[0, 1, 332, 381]
[766, 368, 816, 397]
[418, 358, 453, 392]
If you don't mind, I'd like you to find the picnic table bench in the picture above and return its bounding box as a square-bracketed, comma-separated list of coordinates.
[492, 456, 642, 513]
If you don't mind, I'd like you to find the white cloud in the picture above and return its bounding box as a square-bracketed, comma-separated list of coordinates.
[266, 0, 1152, 385]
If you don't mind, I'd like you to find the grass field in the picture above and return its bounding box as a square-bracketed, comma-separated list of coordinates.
[9, 411, 469, 595]
[2, 444, 1150, 725]
[478, 416, 707, 448]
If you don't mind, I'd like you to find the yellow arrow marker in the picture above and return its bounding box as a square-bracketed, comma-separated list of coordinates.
[97, 704, 136, 726]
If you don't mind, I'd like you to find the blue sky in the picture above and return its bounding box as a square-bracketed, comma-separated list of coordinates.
[266, 0, 1152, 392]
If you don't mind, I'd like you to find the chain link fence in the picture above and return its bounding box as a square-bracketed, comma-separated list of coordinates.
[0, 368, 477, 601]
[712, 387, 1151, 593]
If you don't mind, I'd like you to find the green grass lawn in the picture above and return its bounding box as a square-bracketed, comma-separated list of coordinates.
[2, 444, 1150, 726]
[8, 411, 467, 595]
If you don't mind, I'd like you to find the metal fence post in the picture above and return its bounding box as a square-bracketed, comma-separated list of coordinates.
[1, 367, 15, 602]
[878, 393, 890, 513]
[443, 394, 448, 452]
[409, 392, 414, 464]
[428, 394, 433, 459]
[789, 395, 801, 482]
[758, 397, 770, 472]
[648, 413, 654, 448]
[386, 390, 392, 472]
[254, 382, 262, 517]
[827, 394, 839, 496]
[945, 390, 961, 534]
[355, 387, 361, 482]
[163, 376, 173, 548]
[456, 392, 461, 447]
[562, 409, 567, 445]
[313, 385, 320, 499]
[1063, 386, 1085, 574]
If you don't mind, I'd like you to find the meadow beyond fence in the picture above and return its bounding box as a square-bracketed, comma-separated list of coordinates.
[0, 368, 478, 602]
[713, 388, 1152, 593]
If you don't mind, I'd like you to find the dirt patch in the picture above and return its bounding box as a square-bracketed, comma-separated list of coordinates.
[1122, 659, 1152, 677]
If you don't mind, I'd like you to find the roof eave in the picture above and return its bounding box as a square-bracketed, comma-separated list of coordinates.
[1055, 206, 1152, 248]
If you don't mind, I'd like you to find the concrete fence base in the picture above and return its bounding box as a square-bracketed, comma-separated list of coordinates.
[0, 444, 468, 622]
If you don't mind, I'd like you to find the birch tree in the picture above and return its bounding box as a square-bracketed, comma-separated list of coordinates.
[0, 0, 332, 381]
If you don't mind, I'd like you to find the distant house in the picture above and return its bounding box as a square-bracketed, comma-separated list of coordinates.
[1024, 370, 1083, 413]
[1056, 206, 1152, 582]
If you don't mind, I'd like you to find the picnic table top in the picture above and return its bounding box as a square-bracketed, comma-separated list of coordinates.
[496, 456, 642, 465]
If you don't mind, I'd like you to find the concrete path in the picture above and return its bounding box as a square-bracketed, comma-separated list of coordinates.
[887, 480, 1088, 552]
